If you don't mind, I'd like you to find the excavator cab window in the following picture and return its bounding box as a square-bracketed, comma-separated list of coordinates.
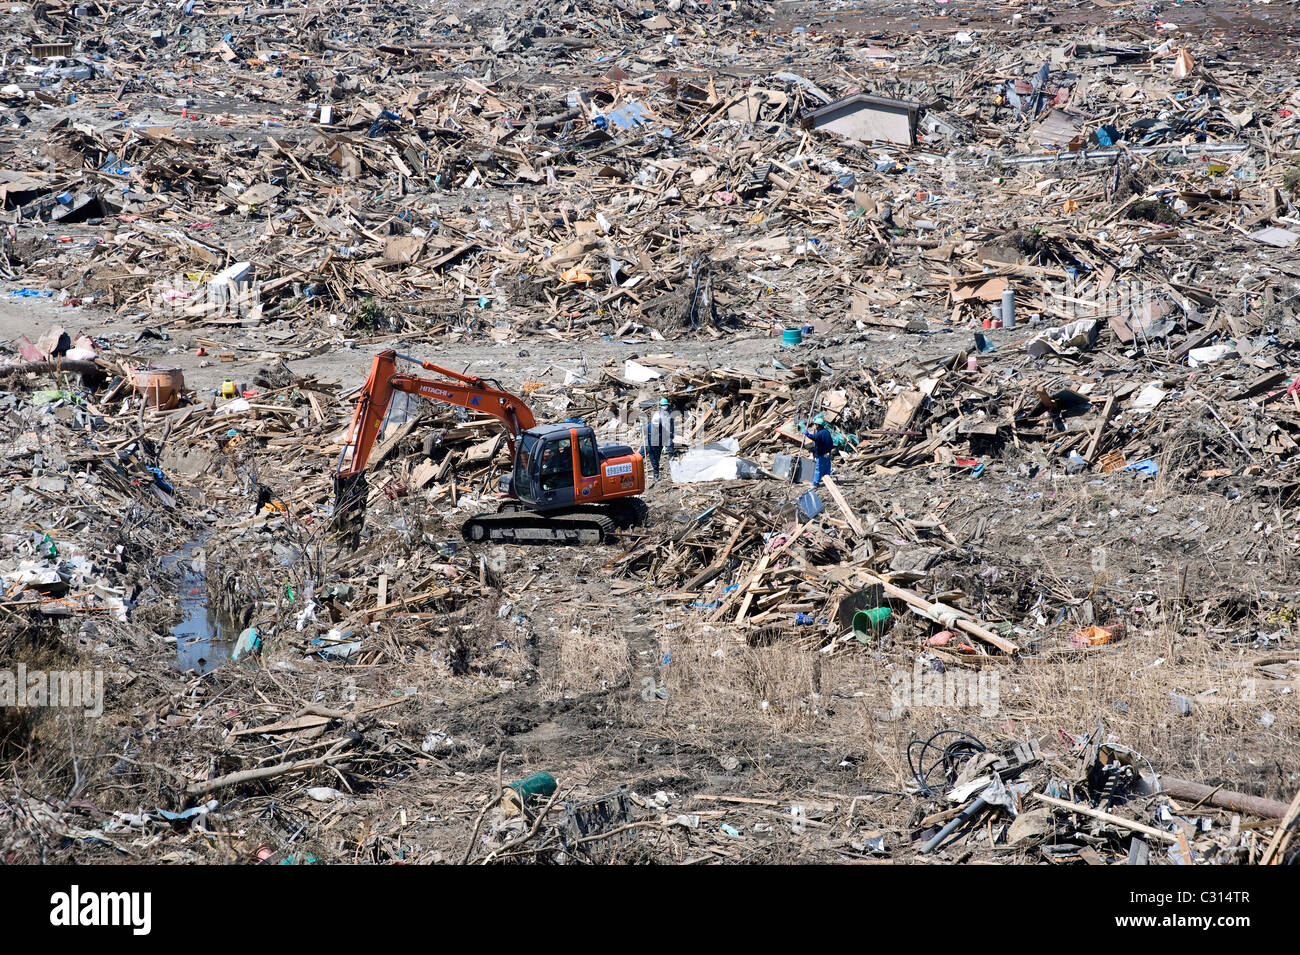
[539, 436, 574, 492]
[578, 432, 599, 478]
[514, 433, 540, 504]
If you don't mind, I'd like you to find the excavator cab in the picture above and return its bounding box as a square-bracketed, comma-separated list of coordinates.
[510, 424, 639, 512]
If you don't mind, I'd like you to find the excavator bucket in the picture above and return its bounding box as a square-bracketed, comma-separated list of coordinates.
[332, 472, 369, 542]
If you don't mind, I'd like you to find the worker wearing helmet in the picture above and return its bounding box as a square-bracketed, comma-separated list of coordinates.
[804, 415, 833, 486]
[644, 397, 675, 482]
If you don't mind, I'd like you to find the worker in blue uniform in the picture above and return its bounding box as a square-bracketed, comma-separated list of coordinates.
[804, 415, 833, 486]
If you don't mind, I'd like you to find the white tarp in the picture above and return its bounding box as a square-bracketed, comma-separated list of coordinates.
[1187, 343, 1239, 368]
[669, 438, 763, 483]
[623, 360, 664, 383]
[1026, 318, 1099, 359]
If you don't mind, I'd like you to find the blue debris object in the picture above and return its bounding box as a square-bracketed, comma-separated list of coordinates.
[367, 109, 402, 138]
[599, 101, 650, 131]
[232, 626, 261, 660]
[146, 466, 173, 494]
[1122, 459, 1159, 476]
[154, 800, 215, 822]
[798, 489, 824, 520]
[1029, 61, 1051, 114]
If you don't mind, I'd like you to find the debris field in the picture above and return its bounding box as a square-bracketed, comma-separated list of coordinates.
[2, 0, 1300, 864]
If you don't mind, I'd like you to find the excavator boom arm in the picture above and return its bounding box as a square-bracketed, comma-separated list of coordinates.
[337, 350, 537, 481]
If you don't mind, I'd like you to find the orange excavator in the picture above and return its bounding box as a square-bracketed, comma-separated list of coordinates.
[333, 350, 648, 545]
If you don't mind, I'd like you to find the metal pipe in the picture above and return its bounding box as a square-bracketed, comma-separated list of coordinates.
[920, 794, 989, 855]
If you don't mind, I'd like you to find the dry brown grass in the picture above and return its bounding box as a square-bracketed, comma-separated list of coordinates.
[1006, 615, 1298, 798]
[649, 623, 825, 732]
[540, 613, 632, 696]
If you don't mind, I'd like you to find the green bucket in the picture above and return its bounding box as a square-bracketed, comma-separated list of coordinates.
[503, 771, 557, 817]
[853, 607, 892, 642]
[781, 327, 803, 346]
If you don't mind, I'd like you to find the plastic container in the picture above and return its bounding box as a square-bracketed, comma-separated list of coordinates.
[1001, 288, 1016, 328]
[798, 489, 824, 520]
[503, 771, 557, 817]
[853, 607, 892, 642]
[781, 327, 803, 346]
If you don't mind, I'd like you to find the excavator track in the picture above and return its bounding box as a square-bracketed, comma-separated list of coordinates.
[461, 510, 616, 545]
[498, 499, 650, 528]
[491, 498, 650, 531]
[604, 497, 650, 529]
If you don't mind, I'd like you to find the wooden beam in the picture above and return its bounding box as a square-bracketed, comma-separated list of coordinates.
[1084, 394, 1116, 463]
[1260, 786, 1300, 865]
[855, 570, 1019, 654]
[1032, 793, 1178, 844]
[820, 476, 865, 538]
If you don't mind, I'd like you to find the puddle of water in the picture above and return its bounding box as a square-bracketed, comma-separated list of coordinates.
[163, 540, 235, 675]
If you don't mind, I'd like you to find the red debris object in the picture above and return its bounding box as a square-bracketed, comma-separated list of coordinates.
[15, 335, 44, 362]
[1070, 623, 1127, 648]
